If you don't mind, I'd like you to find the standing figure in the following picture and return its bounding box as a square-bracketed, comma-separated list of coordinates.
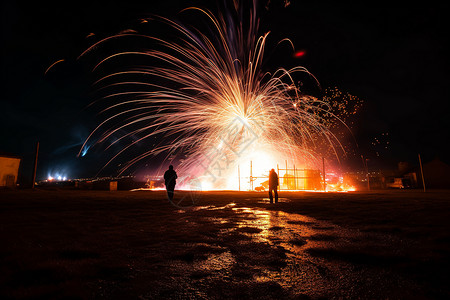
[164, 165, 178, 201]
[269, 168, 279, 203]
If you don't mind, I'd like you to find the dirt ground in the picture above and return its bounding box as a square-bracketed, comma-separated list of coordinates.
[1, 189, 449, 299]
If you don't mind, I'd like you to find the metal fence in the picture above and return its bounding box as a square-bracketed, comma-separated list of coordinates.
[239, 160, 325, 191]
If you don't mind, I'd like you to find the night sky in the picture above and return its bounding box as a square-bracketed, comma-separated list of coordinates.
[1, 0, 449, 183]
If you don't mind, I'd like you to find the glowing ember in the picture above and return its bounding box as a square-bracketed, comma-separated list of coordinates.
[293, 50, 306, 58]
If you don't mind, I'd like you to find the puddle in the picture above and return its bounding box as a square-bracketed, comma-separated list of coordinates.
[190, 203, 236, 211]
[165, 200, 420, 298]
[256, 197, 291, 204]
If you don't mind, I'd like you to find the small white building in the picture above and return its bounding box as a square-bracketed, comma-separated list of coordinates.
[0, 154, 21, 188]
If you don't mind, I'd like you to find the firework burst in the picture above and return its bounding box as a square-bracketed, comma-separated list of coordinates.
[79, 1, 346, 189]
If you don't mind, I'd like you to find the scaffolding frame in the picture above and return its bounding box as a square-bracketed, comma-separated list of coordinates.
[238, 159, 326, 191]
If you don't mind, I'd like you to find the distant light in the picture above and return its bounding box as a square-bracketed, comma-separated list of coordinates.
[293, 50, 306, 58]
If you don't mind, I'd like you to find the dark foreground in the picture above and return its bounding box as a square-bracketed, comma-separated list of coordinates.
[1, 189, 449, 299]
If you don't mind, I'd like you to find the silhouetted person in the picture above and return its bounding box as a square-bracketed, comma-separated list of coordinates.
[269, 168, 279, 203]
[164, 165, 177, 201]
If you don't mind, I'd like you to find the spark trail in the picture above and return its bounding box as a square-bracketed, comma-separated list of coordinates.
[79, 1, 346, 189]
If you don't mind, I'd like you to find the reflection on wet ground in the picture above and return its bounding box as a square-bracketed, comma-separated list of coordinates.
[3, 190, 449, 299]
[155, 199, 423, 299]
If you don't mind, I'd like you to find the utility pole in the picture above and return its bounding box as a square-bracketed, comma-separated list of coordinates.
[366, 158, 370, 191]
[293, 164, 297, 190]
[277, 164, 280, 191]
[285, 160, 288, 190]
[322, 157, 326, 192]
[32, 142, 39, 189]
[418, 154, 426, 192]
[238, 165, 241, 191]
[250, 160, 253, 191]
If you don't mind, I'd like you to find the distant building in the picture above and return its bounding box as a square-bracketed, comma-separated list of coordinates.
[396, 157, 450, 189]
[419, 158, 450, 189]
[0, 154, 21, 188]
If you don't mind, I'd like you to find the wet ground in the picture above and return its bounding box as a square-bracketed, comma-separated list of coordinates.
[1, 190, 449, 299]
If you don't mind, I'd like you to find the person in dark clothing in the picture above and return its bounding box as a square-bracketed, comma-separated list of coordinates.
[268, 168, 279, 203]
[164, 165, 178, 201]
